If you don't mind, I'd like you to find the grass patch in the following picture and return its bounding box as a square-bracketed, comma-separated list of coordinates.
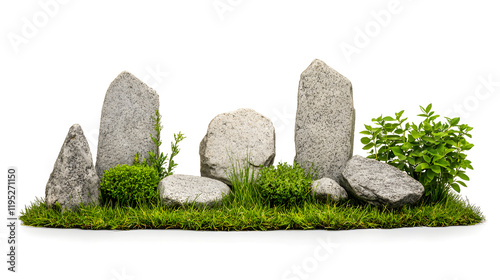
[19, 194, 484, 230]
[19, 159, 484, 230]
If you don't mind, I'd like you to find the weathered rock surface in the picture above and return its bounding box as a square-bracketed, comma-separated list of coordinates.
[294, 59, 355, 183]
[95, 71, 159, 177]
[45, 124, 100, 211]
[311, 178, 348, 202]
[158, 174, 231, 207]
[341, 155, 425, 208]
[199, 108, 275, 185]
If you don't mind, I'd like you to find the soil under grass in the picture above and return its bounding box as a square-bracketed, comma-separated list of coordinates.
[19, 193, 484, 231]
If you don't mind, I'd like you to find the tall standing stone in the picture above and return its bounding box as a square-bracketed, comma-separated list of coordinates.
[45, 124, 100, 211]
[294, 59, 355, 183]
[200, 108, 275, 185]
[95, 71, 159, 177]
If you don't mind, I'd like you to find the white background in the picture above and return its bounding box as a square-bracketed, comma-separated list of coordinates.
[1, 1, 499, 279]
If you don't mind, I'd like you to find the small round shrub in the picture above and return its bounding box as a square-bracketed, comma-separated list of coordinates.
[256, 162, 315, 207]
[100, 164, 160, 207]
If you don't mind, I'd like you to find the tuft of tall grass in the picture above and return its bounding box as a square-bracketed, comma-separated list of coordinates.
[223, 153, 268, 208]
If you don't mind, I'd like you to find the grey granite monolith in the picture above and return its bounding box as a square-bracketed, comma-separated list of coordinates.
[158, 174, 231, 207]
[199, 108, 275, 185]
[294, 59, 355, 183]
[45, 124, 100, 211]
[95, 71, 159, 177]
[341, 155, 425, 208]
[311, 178, 348, 202]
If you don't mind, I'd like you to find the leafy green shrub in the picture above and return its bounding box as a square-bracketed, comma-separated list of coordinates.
[257, 162, 316, 207]
[100, 164, 160, 207]
[134, 110, 186, 179]
[360, 103, 474, 203]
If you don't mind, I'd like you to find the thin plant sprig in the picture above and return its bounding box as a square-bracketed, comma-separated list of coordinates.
[166, 132, 186, 176]
[134, 110, 185, 179]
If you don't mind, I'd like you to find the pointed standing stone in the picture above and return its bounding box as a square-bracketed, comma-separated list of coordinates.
[45, 124, 100, 211]
[95, 71, 159, 177]
[294, 59, 355, 183]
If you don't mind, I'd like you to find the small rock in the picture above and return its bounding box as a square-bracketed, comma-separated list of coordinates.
[158, 174, 231, 207]
[311, 178, 348, 202]
[199, 108, 275, 185]
[294, 59, 355, 183]
[341, 155, 425, 208]
[95, 71, 159, 178]
[45, 124, 100, 211]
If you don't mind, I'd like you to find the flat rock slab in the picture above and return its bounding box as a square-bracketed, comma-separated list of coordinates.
[311, 178, 348, 202]
[45, 124, 100, 211]
[294, 59, 355, 183]
[158, 174, 231, 207]
[199, 108, 275, 185]
[95, 71, 159, 177]
[341, 155, 425, 208]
